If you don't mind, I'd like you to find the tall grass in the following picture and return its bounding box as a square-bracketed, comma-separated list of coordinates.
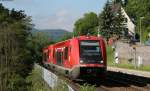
[80, 84, 96, 91]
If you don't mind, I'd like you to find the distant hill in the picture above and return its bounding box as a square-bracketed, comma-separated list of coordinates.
[31, 28, 72, 41]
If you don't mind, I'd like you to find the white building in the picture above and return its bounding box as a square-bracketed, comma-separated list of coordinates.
[121, 7, 135, 36]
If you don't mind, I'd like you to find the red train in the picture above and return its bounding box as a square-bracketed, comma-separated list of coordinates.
[43, 35, 107, 80]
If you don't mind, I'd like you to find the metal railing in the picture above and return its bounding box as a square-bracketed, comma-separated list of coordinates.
[35, 64, 75, 91]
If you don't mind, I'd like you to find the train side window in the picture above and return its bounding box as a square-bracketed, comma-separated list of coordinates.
[56, 51, 62, 66]
[64, 47, 68, 60]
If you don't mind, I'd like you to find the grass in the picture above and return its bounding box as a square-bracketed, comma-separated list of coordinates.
[26, 67, 52, 91]
[106, 45, 150, 72]
[106, 45, 114, 66]
[53, 81, 68, 91]
[80, 84, 96, 91]
[28, 64, 97, 91]
[114, 63, 150, 71]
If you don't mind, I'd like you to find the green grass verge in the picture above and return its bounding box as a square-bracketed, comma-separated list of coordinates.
[26, 67, 52, 91]
[106, 45, 114, 66]
[112, 63, 150, 71]
[27, 65, 97, 91]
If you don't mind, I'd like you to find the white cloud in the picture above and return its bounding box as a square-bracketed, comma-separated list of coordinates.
[57, 9, 68, 17]
[33, 9, 77, 32]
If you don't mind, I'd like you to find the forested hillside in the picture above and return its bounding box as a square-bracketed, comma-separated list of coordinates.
[32, 28, 72, 41]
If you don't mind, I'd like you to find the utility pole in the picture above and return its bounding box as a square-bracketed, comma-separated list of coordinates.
[140, 17, 144, 45]
[97, 25, 101, 37]
[132, 45, 137, 69]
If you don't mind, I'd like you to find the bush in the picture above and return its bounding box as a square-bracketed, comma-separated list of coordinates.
[80, 83, 96, 91]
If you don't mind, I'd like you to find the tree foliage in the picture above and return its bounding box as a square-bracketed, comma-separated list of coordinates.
[73, 12, 98, 36]
[73, 1, 126, 40]
[0, 3, 33, 91]
[99, 0, 126, 40]
[99, 0, 114, 40]
[113, 3, 127, 37]
[124, 0, 150, 41]
[27, 32, 54, 64]
[59, 32, 72, 41]
[26, 67, 51, 91]
[0, 3, 54, 89]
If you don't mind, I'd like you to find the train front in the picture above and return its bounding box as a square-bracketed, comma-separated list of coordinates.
[70, 36, 106, 80]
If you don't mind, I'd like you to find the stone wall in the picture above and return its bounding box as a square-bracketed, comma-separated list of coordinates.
[115, 42, 150, 66]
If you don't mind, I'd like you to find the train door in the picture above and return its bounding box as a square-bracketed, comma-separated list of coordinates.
[63, 47, 69, 67]
[56, 48, 63, 66]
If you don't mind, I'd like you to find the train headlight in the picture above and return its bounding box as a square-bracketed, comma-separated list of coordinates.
[80, 60, 84, 63]
[100, 60, 103, 63]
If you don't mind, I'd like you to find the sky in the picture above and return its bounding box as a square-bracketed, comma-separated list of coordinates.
[1, 0, 106, 32]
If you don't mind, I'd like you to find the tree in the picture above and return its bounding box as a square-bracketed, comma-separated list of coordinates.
[0, 4, 33, 91]
[124, 0, 150, 42]
[99, 0, 114, 40]
[73, 12, 98, 36]
[99, 0, 126, 41]
[60, 32, 72, 41]
[26, 32, 54, 64]
[112, 2, 126, 38]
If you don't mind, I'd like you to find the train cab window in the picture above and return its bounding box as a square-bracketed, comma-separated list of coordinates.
[79, 41, 102, 64]
[64, 47, 68, 60]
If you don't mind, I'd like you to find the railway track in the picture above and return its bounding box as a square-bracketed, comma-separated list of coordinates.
[107, 71, 150, 87]
[75, 71, 150, 91]
[100, 71, 150, 91]
[98, 78, 149, 91]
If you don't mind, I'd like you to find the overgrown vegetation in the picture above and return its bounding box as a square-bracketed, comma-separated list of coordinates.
[26, 66, 51, 91]
[0, 3, 33, 91]
[80, 84, 96, 91]
[53, 81, 68, 91]
[73, 0, 126, 41]
[27, 32, 54, 64]
[0, 3, 53, 90]
[124, 0, 150, 42]
[73, 12, 99, 36]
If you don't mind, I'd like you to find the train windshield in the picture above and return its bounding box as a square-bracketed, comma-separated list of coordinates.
[79, 40, 102, 64]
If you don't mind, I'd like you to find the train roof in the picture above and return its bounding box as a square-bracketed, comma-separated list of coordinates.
[43, 35, 104, 50]
[74, 35, 103, 40]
